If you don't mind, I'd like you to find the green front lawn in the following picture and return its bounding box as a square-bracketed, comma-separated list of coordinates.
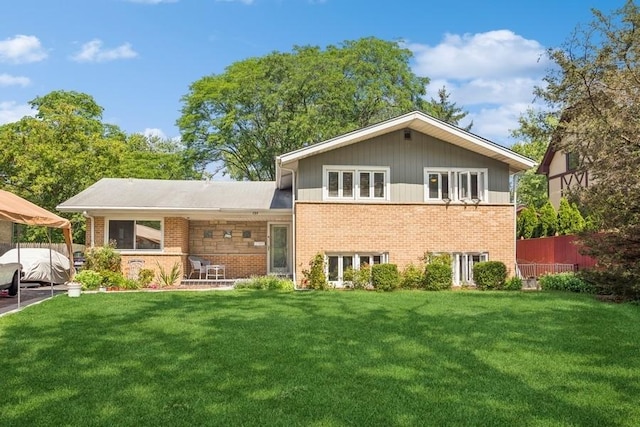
[1, 291, 639, 426]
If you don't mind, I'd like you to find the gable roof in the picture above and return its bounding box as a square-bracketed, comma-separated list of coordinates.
[276, 110, 536, 188]
[57, 178, 291, 215]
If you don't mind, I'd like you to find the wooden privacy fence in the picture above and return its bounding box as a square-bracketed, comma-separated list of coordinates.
[0, 242, 86, 257]
[516, 234, 597, 272]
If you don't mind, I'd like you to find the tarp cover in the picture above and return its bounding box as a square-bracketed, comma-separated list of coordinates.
[0, 189, 73, 261]
[0, 248, 71, 284]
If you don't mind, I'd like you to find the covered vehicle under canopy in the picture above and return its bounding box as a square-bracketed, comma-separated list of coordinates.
[0, 190, 73, 258]
[0, 189, 74, 307]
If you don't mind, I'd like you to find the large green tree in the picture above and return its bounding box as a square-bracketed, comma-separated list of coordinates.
[0, 90, 200, 243]
[539, 1, 640, 297]
[510, 108, 558, 209]
[178, 37, 433, 180]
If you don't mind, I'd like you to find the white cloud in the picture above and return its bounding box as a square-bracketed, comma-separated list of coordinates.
[465, 103, 533, 142]
[0, 101, 35, 125]
[0, 73, 30, 87]
[143, 128, 167, 139]
[408, 30, 550, 145]
[409, 30, 547, 80]
[0, 35, 47, 64]
[71, 39, 138, 63]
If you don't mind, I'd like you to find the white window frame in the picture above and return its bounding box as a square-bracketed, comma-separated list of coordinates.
[424, 168, 488, 203]
[323, 165, 390, 201]
[105, 218, 164, 252]
[452, 252, 489, 285]
[325, 252, 389, 287]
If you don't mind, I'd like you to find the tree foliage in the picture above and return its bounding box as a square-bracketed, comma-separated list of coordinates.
[425, 86, 472, 130]
[556, 198, 585, 236]
[538, 1, 640, 295]
[537, 200, 558, 237]
[178, 37, 436, 180]
[0, 90, 200, 243]
[510, 109, 558, 209]
[517, 206, 539, 239]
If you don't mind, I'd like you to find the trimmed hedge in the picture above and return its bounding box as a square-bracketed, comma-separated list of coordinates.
[539, 272, 595, 293]
[424, 263, 452, 291]
[473, 261, 507, 290]
[371, 263, 399, 292]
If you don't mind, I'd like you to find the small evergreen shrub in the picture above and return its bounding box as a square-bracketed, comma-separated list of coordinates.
[423, 253, 452, 290]
[84, 242, 122, 273]
[74, 269, 103, 290]
[503, 276, 523, 291]
[138, 268, 155, 287]
[539, 272, 595, 293]
[400, 263, 423, 289]
[101, 271, 126, 288]
[424, 264, 452, 290]
[371, 263, 399, 292]
[474, 261, 507, 290]
[302, 253, 329, 290]
[235, 275, 295, 291]
[120, 278, 142, 290]
[350, 265, 371, 290]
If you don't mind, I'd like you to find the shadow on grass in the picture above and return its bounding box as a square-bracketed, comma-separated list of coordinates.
[1, 290, 639, 426]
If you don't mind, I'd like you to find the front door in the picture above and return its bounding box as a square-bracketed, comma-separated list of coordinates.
[269, 224, 291, 275]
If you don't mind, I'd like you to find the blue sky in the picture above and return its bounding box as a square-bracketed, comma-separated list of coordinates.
[0, 0, 622, 160]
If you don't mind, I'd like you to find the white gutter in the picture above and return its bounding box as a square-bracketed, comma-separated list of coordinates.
[279, 163, 297, 289]
[82, 211, 95, 248]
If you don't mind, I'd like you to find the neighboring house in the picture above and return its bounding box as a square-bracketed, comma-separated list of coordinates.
[537, 143, 591, 210]
[58, 111, 535, 287]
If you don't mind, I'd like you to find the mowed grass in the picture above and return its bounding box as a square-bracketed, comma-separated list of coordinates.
[1, 290, 639, 426]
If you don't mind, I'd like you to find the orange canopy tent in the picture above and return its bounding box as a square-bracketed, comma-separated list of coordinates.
[0, 189, 74, 258]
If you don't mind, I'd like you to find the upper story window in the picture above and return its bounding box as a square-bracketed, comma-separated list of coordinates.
[324, 166, 390, 201]
[107, 219, 162, 251]
[424, 168, 488, 203]
[566, 152, 579, 171]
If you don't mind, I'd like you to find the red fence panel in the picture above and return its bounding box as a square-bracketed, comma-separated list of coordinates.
[516, 235, 597, 270]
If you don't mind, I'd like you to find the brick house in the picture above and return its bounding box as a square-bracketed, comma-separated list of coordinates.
[58, 111, 535, 286]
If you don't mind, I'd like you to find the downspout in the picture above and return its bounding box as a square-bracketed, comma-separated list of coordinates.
[280, 165, 297, 289]
[82, 210, 95, 249]
[512, 172, 522, 278]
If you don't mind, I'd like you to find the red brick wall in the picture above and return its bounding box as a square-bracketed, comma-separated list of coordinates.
[295, 202, 516, 284]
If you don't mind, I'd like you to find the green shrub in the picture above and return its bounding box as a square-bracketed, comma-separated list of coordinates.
[349, 265, 371, 290]
[101, 271, 125, 288]
[156, 261, 181, 287]
[504, 276, 523, 291]
[74, 269, 103, 290]
[539, 272, 595, 293]
[120, 278, 142, 290]
[371, 264, 399, 292]
[424, 263, 452, 290]
[235, 275, 295, 291]
[473, 261, 507, 290]
[400, 263, 423, 289]
[138, 268, 155, 287]
[84, 242, 122, 273]
[302, 253, 329, 290]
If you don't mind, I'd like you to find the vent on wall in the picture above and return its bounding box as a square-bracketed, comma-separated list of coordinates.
[404, 129, 412, 140]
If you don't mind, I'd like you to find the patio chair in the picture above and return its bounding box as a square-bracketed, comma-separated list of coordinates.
[188, 256, 210, 279]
